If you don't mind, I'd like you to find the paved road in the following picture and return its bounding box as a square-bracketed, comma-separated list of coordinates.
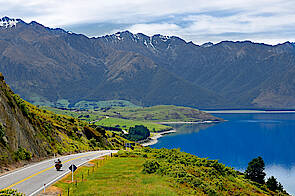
[0, 150, 117, 195]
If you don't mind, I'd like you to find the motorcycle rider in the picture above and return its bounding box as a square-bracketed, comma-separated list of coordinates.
[55, 159, 62, 171]
[56, 159, 61, 164]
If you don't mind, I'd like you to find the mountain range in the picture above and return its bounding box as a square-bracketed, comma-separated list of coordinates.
[1, 16, 295, 109]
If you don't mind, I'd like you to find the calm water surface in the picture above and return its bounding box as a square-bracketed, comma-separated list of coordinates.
[151, 113, 295, 195]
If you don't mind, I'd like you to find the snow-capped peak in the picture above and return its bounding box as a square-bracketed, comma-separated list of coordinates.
[0, 17, 20, 28]
[158, 35, 171, 42]
[115, 32, 123, 40]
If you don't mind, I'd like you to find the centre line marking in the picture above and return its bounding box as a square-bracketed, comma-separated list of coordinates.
[2, 152, 99, 190]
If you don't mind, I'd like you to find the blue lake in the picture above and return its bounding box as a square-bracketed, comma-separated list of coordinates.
[151, 113, 295, 195]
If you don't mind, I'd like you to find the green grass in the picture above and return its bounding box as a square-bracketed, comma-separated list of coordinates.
[54, 157, 181, 196]
[95, 117, 172, 132]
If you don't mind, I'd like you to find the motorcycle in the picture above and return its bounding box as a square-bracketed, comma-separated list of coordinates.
[55, 160, 62, 171]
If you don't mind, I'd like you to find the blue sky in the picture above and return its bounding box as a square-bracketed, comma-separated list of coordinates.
[1, 0, 295, 45]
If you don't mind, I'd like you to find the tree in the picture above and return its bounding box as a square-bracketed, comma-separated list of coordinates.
[126, 125, 150, 141]
[278, 182, 284, 192]
[266, 176, 278, 191]
[245, 156, 266, 184]
[266, 176, 284, 192]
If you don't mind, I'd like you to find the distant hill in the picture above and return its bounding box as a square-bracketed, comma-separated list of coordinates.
[0, 72, 124, 170]
[99, 105, 223, 122]
[1, 16, 295, 109]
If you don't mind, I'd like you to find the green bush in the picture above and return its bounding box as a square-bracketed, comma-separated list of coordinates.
[14, 147, 32, 161]
[0, 189, 24, 196]
[13, 94, 29, 117]
[142, 160, 160, 174]
[89, 138, 98, 147]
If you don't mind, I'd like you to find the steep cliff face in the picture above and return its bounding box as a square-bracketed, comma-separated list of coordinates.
[0, 73, 46, 159]
[0, 73, 114, 169]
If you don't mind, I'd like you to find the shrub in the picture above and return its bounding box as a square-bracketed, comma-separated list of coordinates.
[0, 189, 24, 196]
[89, 138, 98, 147]
[142, 160, 160, 174]
[14, 147, 32, 161]
[12, 94, 29, 117]
[19, 102, 29, 117]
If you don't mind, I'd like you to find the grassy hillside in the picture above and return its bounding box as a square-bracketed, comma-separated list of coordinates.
[52, 148, 288, 195]
[105, 105, 222, 122]
[0, 74, 127, 170]
[54, 156, 181, 195]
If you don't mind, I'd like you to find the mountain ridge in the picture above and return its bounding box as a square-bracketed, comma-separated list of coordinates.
[1, 16, 295, 109]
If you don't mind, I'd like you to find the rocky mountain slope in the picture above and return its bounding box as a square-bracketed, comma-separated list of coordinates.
[100, 32, 295, 109]
[0, 72, 123, 171]
[1, 16, 295, 109]
[0, 17, 223, 108]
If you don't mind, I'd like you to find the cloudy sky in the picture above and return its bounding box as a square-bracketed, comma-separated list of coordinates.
[1, 0, 295, 45]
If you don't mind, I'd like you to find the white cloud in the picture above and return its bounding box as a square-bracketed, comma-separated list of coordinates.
[1, 0, 295, 44]
[266, 165, 295, 195]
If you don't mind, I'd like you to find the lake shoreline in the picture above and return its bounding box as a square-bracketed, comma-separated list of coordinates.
[139, 129, 177, 146]
[203, 110, 295, 113]
[140, 120, 222, 146]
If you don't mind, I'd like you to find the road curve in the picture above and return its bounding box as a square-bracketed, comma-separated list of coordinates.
[0, 150, 117, 196]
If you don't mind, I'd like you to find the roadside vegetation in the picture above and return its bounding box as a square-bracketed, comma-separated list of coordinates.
[0, 189, 24, 196]
[52, 148, 289, 195]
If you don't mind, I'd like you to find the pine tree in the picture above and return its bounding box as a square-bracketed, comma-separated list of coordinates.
[266, 176, 285, 192]
[266, 176, 278, 191]
[245, 156, 266, 184]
